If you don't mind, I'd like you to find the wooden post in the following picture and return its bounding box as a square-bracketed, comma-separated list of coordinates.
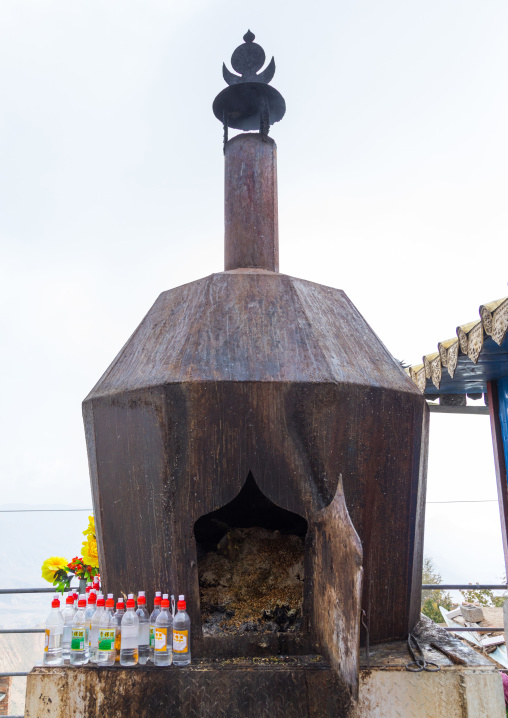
[0, 676, 11, 717]
[487, 380, 508, 578]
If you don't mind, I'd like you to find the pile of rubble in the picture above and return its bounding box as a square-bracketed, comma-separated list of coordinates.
[440, 602, 507, 666]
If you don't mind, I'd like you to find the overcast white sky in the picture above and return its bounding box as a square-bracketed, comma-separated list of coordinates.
[1, 1, 507, 586]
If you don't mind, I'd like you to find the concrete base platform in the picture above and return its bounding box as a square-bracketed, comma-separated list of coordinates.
[25, 620, 506, 717]
[25, 661, 505, 718]
[354, 667, 504, 718]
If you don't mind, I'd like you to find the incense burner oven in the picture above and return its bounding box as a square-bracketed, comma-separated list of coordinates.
[82, 34, 428, 715]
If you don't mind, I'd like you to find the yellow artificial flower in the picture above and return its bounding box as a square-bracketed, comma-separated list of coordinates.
[41, 556, 68, 583]
[81, 535, 99, 569]
[82, 515, 95, 539]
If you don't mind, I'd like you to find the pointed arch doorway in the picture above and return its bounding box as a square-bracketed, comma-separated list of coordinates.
[194, 472, 309, 654]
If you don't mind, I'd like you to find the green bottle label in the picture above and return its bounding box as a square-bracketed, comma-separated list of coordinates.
[71, 628, 86, 651]
[98, 628, 115, 651]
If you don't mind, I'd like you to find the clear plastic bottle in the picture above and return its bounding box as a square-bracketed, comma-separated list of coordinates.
[136, 591, 150, 665]
[97, 597, 117, 666]
[43, 594, 64, 666]
[149, 592, 162, 663]
[62, 593, 76, 661]
[120, 594, 139, 666]
[89, 594, 105, 663]
[154, 596, 173, 666]
[70, 595, 89, 665]
[84, 590, 97, 660]
[113, 597, 125, 663]
[172, 595, 191, 666]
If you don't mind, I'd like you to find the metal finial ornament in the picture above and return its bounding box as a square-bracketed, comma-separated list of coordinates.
[213, 31, 286, 148]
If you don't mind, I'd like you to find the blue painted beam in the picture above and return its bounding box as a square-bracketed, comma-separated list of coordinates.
[499, 376, 508, 477]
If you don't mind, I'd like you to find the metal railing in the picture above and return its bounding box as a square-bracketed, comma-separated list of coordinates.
[1, 585, 79, 718]
[422, 584, 507, 590]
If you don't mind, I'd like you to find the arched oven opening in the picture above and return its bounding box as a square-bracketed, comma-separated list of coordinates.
[194, 472, 308, 638]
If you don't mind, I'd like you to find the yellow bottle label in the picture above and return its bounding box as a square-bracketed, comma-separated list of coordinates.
[173, 629, 188, 653]
[155, 627, 167, 652]
[44, 629, 50, 652]
[114, 628, 121, 661]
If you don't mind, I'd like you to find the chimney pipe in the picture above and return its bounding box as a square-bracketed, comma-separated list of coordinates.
[224, 133, 279, 272]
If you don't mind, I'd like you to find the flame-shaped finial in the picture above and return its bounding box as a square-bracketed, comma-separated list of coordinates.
[212, 32, 286, 146]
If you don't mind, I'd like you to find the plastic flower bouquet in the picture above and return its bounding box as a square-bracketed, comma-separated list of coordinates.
[41, 515, 100, 592]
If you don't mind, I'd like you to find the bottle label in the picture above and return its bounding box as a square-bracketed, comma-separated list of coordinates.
[173, 629, 188, 653]
[44, 627, 63, 651]
[71, 628, 86, 650]
[98, 628, 116, 651]
[155, 627, 167, 651]
[114, 630, 121, 652]
[149, 625, 155, 647]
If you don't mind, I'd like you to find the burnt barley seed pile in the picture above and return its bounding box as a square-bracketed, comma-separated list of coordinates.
[198, 527, 305, 635]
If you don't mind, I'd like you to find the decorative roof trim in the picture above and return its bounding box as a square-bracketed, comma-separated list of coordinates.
[410, 296, 508, 392]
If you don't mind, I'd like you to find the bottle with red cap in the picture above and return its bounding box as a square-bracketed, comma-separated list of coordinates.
[136, 591, 150, 665]
[89, 594, 105, 662]
[43, 594, 64, 666]
[173, 595, 191, 666]
[97, 596, 117, 666]
[70, 595, 89, 665]
[120, 594, 139, 666]
[84, 590, 97, 660]
[113, 597, 125, 662]
[154, 594, 173, 666]
[149, 592, 162, 662]
[62, 592, 76, 661]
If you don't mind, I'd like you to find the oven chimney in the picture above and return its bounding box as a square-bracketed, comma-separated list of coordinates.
[224, 133, 279, 272]
[212, 29, 286, 273]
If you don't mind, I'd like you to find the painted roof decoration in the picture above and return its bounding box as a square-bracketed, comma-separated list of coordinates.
[409, 297, 508, 395]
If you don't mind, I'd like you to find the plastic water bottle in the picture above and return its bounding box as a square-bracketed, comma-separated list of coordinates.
[113, 597, 125, 663]
[84, 590, 97, 659]
[89, 594, 105, 662]
[120, 594, 139, 666]
[154, 596, 173, 666]
[43, 594, 64, 665]
[136, 591, 150, 665]
[70, 595, 89, 665]
[149, 592, 162, 662]
[97, 597, 117, 666]
[173, 595, 191, 666]
[62, 593, 76, 661]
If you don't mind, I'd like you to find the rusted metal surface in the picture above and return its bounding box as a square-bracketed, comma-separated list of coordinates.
[83, 269, 426, 652]
[311, 475, 363, 698]
[25, 660, 348, 718]
[224, 134, 278, 272]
